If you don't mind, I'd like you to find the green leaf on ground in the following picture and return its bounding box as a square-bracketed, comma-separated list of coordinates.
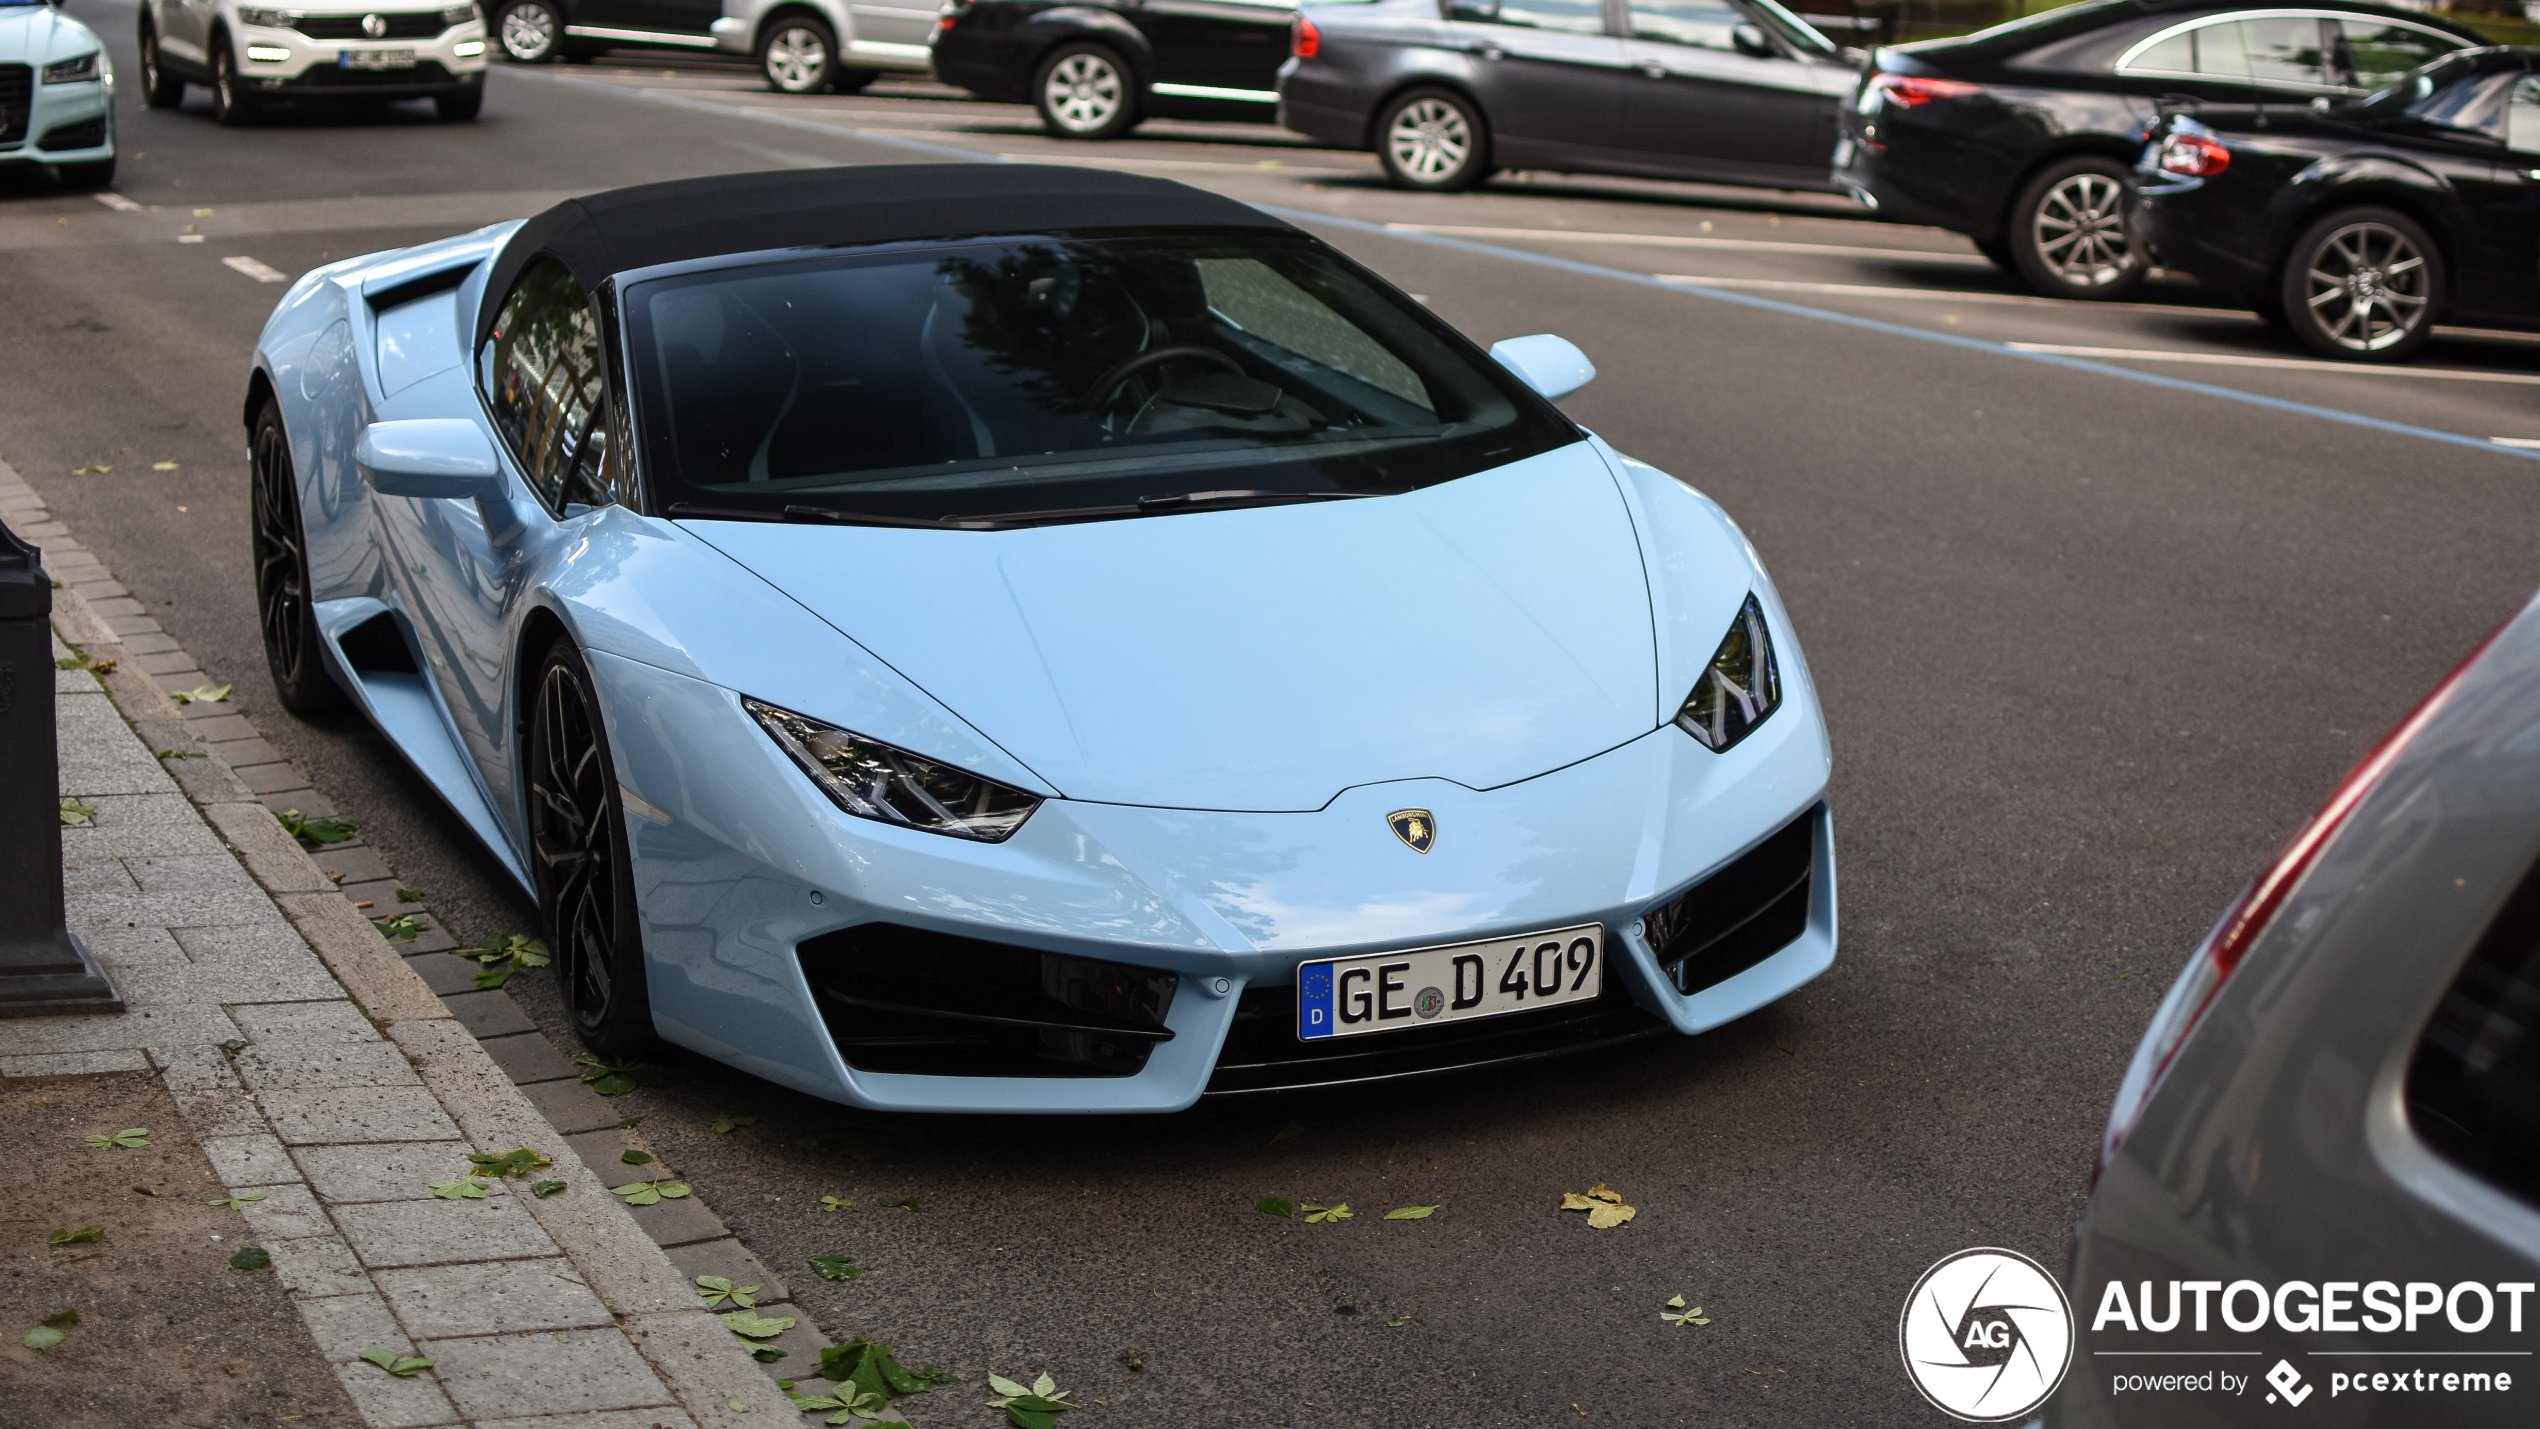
[229, 1246, 271, 1271]
[695, 1275, 757, 1310]
[71, 464, 110, 475]
[719, 1310, 795, 1340]
[615, 1116, 643, 1129]
[171, 682, 231, 704]
[1255, 1197, 1295, 1219]
[357, 1346, 435, 1377]
[746, 1344, 787, 1363]
[790, 1383, 883, 1425]
[818, 1195, 850, 1212]
[207, 1191, 267, 1209]
[82, 1127, 148, 1149]
[457, 933, 549, 989]
[56, 656, 84, 669]
[58, 798, 96, 827]
[396, 888, 425, 903]
[530, 1180, 567, 1198]
[151, 460, 180, 472]
[466, 1147, 550, 1179]
[1300, 1203, 1352, 1224]
[807, 1254, 860, 1282]
[374, 914, 425, 942]
[987, 1371, 1079, 1427]
[708, 1114, 757, 1134]
[574, 1054, 659, 1097]
[47, 1225, 105, 1246]
[876, 1194, 920, 1212]
[154, 748, 204, 761]
[218, 1038, 247, 1053]
[608, 1178, 690, 1206]
[1660, 1294, 1711, 1327]
[619, 1149, 653, 1166]
[426, 1179, 486, 1201]
[275, 809, 360, 848]
[1386, 1315, 1414, 1328]
[23, 1325, 65, 1350]
[1382, 1205, 1438, 1220]
[41, 1310, 79, 1329]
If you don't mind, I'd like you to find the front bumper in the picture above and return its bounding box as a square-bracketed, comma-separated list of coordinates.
[234, 21, 487, 95]
[593, 648, 1837, 1114]
[2125, 172, 2267, 292]
[0, 68, 112, 167]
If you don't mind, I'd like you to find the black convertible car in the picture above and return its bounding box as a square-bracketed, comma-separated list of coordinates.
[2130, 46, 2540, 361]
[1835, 0, 2484, 299]
[932, 0, 1298, 139]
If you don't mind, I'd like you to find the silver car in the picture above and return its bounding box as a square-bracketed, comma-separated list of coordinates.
[712, 0, 937, 92]
[2054, 594, 2540, 1425]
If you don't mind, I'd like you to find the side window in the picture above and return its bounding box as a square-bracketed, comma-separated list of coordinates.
[2511, 74, 2540, 155]
[2241, 16, 2331, 88]
[1196, 258, 1431, 412]
[484, 257, 613, 511]
[1453, 0, 1607, 36]
[2408, 861, 2540, 1209]
[1628, 0, 1746, 51]
[2331, 20, 2458, 93]
[2125, 28, 2195, 77]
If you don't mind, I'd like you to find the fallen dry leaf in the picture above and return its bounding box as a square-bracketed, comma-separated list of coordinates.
[1561, 1182, 1636, 1229]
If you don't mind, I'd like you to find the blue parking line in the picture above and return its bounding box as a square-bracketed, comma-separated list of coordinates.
[1270, 207, 2540, 467]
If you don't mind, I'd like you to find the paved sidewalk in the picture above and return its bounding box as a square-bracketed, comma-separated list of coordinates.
[5, 460, 798, 1429]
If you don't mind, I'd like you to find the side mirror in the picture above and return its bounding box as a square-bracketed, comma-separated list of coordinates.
[355, 420, 504, 500]
[1732, 22, 1776, 59]
[1489, 334, 1595, 402]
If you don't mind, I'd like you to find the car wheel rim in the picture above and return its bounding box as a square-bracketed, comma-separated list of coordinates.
[1044, 53, 1120, 131]
[1386, 98, 1471, 181]
[531, 660, 621, 1028]
[766, 27, 826, 91]
[2303, 221, 2430, 352]
[2031, 172, 2134, 287]
[143, 33, 161, 89]
[502, 4, 555, 60]
[217, 52, 234, 111]
[249, 422, 308, 687]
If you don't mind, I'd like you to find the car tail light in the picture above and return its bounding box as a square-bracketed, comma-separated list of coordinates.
[935, 0, 969, 34]
[2157, 132, 2230, 178]
[1291, 14, 1320, 59]
[2094, 619, 2509, 1181]
[1872, 72, 1979, 107]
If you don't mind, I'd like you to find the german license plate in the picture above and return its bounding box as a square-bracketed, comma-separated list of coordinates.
[340, 48, 416, 69]
[1296, 923, 1602, 1041]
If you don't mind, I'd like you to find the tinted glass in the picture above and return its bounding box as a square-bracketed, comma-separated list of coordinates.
[2409, 859, 2540, 1208]
[2411, 69, 2525, 141]
[2242, 16, 2329, 87]
[483, 258, 613, 511]
[2126, 28, 2194, 74]
[1474, 0, 1607, 35]
[624, 233, 1574, 524]
[1744, 0, 1836, 56]
[1630, 0, 1743, 50]
[2511, 73, 2540, 155]
[2331, 20, 2457, 92]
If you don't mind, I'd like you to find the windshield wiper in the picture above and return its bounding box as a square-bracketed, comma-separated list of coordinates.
[664, 502, 994, 530]
[965, 489, 1394, 526]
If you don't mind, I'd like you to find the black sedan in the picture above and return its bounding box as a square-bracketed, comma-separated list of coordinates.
[2130, 46, 2540, 361]
[1278, 0, 1859, 193]
[1834, 0, 2484, 300]
[931, 0, 1299, 139]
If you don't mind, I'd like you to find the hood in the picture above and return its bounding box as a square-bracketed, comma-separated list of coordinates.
[682, 444, 1665, 812]
[0, 4, 92, 64]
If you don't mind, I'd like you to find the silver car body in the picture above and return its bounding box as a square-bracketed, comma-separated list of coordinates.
[710, 0, 937, 72]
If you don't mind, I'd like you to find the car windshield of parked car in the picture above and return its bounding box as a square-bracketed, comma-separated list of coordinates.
[1743, 0, 1838, 56]
[625, 231, 1575, 524]
[2355, 50, 2478, 113]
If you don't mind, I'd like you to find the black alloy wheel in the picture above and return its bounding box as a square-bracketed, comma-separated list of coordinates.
[498, 0, 561, 63]
[2279, 206, 2443, 363]
[1034, 41, 1137, 140]
[758, 15, 838, 94]
[528, 639, 659, 1056]
[2007, 155, 2144, 300]
[212, 41, 259, 126]
[139, 22, 185, 108]
[1376, 86, 1490, 192]
[249, 402, 348, 716]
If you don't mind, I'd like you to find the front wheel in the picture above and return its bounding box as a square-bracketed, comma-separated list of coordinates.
[435, 85, 483, 120]
[139, 23, 185, 108]
[758, 16, 837, 94]
[1034, 41, 1136, 140]
[1375, 87, 1491, 192]
[2007, 156, 2143, 300]
[249, 402, 349, 717]
[498, 0, 560, 62]
[528, 639, 659, 1057]
[2279, 207, 2442, 362]
[212, 42, 260, 126]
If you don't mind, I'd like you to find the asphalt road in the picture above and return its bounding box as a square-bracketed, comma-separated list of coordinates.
[8, 13, 2540, 1425]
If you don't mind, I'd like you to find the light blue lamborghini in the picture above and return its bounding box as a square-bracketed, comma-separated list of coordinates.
[244, 164, 1835, 1113]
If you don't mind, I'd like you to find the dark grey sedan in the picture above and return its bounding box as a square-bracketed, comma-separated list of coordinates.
[2055, 594, 2540, 1425]
[1278, 0, 1859, 191]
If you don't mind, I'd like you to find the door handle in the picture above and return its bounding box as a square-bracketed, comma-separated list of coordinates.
[1639, 60, 1667, 77]
[1468, 42, 1503, 59]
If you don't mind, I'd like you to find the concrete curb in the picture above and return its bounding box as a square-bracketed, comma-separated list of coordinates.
[4, 459, 802, 1429]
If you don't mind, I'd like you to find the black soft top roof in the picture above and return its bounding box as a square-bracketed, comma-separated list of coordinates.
[478, 163, 1293, 346]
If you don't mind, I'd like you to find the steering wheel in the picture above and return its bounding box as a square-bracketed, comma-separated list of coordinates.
[1086, 345, 1244, 408]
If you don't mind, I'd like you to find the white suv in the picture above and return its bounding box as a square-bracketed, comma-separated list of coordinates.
[710, 0, 936, 94]
[137, 0, 490, 124]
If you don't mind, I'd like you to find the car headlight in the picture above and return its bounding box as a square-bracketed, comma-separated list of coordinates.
[442, 2, 480, 23]
[745, 698, 1041, 842]
[41, 52, 100, 83]
[1672, 593, 1781, 752]
[236, 6, 290, 27]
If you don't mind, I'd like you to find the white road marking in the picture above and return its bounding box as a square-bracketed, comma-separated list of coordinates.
[222, 255, 291, 283]
[2496, 437, 2540, 449]
[90, 191, 143, 212]
[1388, 222, 1990, 266]
[2009, 343, 2540, 386]
[176, 234, 205, 244]
[1655, 273, 2250, 319]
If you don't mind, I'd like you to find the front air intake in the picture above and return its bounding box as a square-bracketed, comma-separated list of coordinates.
[798, 924, 1177, 1078]
[1643, 807, 1816, 995]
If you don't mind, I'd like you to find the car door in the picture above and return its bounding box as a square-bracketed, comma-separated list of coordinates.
[161, 0, 215, 65]
[1615, 0, 1839, 184]
[2437, 67, 2540, 325]
[1135, 0, 1297, 96]
[846, 0, 940, 58]
[619, 0, 722, 38]
[1441, 0, 1627, 166]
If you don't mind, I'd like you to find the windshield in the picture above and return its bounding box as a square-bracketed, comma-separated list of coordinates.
[624, 231, 1575, 525]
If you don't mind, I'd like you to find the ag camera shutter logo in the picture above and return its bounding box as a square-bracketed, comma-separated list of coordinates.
[1900, 1247, 2076, 1421]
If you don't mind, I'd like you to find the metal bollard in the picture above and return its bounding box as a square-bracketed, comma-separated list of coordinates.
[0, 517, 122, 1016]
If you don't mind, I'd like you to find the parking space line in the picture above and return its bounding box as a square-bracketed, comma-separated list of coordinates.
[90, 192, 143, 212]
[2497, 438, 2540, 449]
[1656, 273, 2251, 319]
[221, 256, 291, 283]
[1387, 222, 1989, 266]
[2008, 343, 2540, 386]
